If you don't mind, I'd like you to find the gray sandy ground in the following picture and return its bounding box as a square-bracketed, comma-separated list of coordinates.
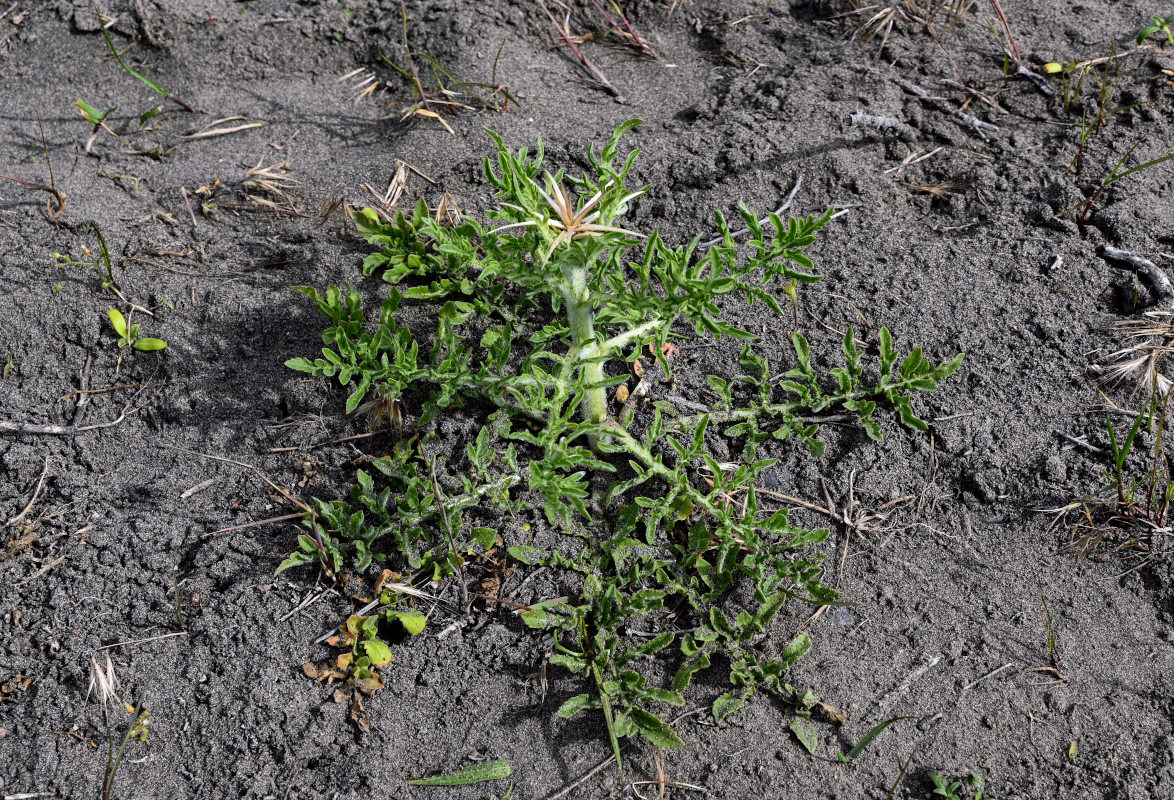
[1, 1, 1172, 798]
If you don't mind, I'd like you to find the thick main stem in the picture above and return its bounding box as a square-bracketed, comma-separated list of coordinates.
[564, 265, 608, 429]
[568, 297, 608, 427]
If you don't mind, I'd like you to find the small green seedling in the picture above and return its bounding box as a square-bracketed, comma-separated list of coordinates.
[1064, 142, 1174, 224]
[76, 98, 115, 127]
[77, 98, 117, 153]
[53, 222, 118, 291]
[1137, 14, 1174, 46]
[836, 716, 915, 762]
[98, 13, 193, 123]
[1037, 581, 1062, 670]
[2, 356, 12, 379]
[931, 772, 995, 800]
[107, 310, 167, 352]
[1054, 389, 1174, 562]
[408, 760, 512, 786]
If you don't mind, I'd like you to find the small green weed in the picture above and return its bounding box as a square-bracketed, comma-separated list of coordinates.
[1040, 45, 1169, 220]
[106, 309, 167, 353]
[285, 122, 962, 756]
[1075, 144, 1174, 224]
[76, 98, 117, 153]
[1052, 388, 1174, 561]
[53, 222, 118, 292]
[1137, 14, 1174, 46]
[409, 760, 512, 787]
[931, 772, 995, 800]
[98, 13, 193, 123]
[1037, 581, 1062, 672]
[836, 716, 915, 762]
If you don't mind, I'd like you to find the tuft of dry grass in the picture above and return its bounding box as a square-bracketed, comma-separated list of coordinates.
[846, 0, 974, 58]
[1091, 313, 1174, 397]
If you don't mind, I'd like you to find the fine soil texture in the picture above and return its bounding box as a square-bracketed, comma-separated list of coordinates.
[2, 2, 1174, 799]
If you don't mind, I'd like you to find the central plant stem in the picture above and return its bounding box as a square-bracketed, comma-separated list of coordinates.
[565, 272, 610, 427]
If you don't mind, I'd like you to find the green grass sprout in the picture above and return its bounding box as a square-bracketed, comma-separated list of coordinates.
[1137, 14, 1174, 46]
[837, 716, 915, 762]
[98, 13, 194, 122]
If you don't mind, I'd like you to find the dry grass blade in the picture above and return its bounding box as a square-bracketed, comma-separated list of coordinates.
[537, 0, 625, 101]
[896, 180, 960, 196]
[586, 0, 657, 59]
[338, 67, 388, 102]
[241, 158, 299, 211]
[1090, 312, 1174, 397]
[181, 118, 263, 139]
[87, 654, 128, 714]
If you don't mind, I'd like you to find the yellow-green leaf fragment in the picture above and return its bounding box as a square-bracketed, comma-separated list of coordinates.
[396, 611, 426, 636]
[134, 338, 168, 351]
[107, 309, 128, 338]
[362, 639, 393, 667]
[408, 760, 512, 786]
[790, 717, 819, 754]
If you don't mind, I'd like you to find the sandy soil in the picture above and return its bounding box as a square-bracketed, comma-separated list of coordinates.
[1, 1, 1173, 798]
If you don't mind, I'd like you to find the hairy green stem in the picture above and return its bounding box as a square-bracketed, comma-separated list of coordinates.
[668, 374, 941, 430]
[564, 268, 608, 430]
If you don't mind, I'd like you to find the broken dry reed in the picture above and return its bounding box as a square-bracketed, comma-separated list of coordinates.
[898, 79, 999, 139]
[0, 121, 72, 222]
[181, 117, 262, 139]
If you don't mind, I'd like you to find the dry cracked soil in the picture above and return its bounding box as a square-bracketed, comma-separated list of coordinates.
[1, 1, 1173, 799]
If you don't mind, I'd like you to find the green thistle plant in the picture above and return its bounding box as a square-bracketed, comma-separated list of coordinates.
[285, 121, 963, 755]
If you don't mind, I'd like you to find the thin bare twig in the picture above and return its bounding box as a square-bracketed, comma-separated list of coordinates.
[15, 555, 65, 586]
[898, 80, 999, 140]
[961, 661, 1016, 692]
[864, 653, 941, 724]
[60, 379, 183, 402]
[98, 632, 188, 650]
[1, 407, 135, 436]
[5, 455, 52, 528]
[164, 446, 330, 563]
[278, 587, 337, 623]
